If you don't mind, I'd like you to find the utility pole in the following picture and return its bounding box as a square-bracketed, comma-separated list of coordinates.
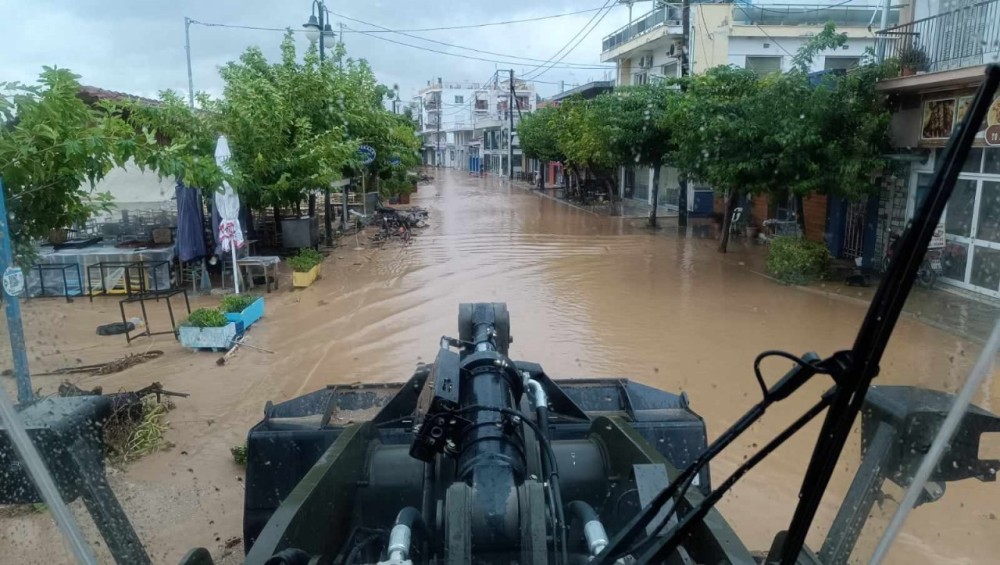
[678, 0, 691, 227]
[436, 84, 441, 168]
[508, 69, 514, 180]
[184, 17, 195, 108]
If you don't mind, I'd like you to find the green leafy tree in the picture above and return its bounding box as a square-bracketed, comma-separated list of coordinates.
[603, 83, 680, 227]
[670, 65, 760, 252]
[219, 33, 357, 222]
[0, 67, 161, 259]
[555, 96, 617, 203]
[518, 107, 565, 190]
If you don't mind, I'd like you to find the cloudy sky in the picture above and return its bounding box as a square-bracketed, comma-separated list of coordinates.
[1, 0, 637, 101]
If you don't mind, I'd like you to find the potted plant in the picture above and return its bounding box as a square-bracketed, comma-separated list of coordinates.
[898, 44, 929, 76]
[221, 294, 265, 330]
[746, 224, 759, 240]
[289, 248, 323, 287]
[178, 308, 237, 350]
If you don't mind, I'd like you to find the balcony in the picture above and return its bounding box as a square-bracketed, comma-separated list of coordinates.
[875, 0, 999, 74]
[732, 4, 898, 27]
[601, 4, 681, 54]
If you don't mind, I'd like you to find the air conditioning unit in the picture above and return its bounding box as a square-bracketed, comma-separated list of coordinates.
[667, 40, 683, 58]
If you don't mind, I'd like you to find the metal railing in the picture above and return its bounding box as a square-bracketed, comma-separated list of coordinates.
[732, 3, 898, 27]
[875, 0, 1000, 73]
[602, 5, 682, 53]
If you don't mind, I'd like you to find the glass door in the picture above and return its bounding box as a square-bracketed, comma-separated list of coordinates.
[940, 178, 1000, 298]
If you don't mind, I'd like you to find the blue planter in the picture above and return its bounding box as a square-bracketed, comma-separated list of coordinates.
[225, 297, 265, 330]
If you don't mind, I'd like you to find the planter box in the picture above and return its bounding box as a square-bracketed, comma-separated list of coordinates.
[178, 323, 237, 350]
[292, 264, 320, 287]
[225, 297, 265, 329]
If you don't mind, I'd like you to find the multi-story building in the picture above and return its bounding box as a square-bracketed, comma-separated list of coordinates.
[599, 0, 898, 217]
[417, 79, 481, 169]
[873, 0, 1000, 298]
[471, 76, 538, 176]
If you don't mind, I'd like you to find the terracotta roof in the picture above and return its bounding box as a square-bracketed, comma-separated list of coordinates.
[77, 85, 160, 106]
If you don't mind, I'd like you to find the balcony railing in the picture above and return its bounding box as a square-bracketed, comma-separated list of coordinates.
[875, 0, 1000, 73]
[732, 4, 898, 27]
[602, 5, 681, 53]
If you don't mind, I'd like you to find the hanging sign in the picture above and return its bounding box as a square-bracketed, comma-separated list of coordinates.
[359, 145, 376, 165]
[2, 266, 24, 297]
[389, 156, 401, 165]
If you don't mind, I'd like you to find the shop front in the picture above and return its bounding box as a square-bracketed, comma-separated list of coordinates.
[908, 93, 1000, 298]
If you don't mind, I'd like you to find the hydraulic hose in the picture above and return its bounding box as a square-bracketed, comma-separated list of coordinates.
[386, 507, 427, 562]
[567, 501, 609, 556]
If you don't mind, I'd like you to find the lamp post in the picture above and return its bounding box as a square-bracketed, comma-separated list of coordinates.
[303, 1, 338, 245]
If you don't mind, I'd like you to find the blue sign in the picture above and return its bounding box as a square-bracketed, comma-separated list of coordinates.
[359, 144, 376, 165]
[389, 156, 401, 165]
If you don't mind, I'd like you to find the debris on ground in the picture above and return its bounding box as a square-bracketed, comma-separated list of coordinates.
[38, 351, 164, 377]
[56, 381, 187, 464]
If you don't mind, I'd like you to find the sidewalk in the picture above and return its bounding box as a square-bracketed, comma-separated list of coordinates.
[716, 240, 1000, 344]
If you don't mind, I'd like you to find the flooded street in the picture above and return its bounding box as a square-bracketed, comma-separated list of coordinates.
[3, 169, 999, 564]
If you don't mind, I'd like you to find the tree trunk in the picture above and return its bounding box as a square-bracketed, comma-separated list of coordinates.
[273, 204, 282, 237]
[649, 164, 662, 228]
[294, 200, 302, 216]
[539, 162, 546, 191]
[308, 193, 316, 216]
[718, 189, 739, 253]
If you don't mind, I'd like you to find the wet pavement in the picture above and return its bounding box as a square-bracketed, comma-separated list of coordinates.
[3, 168, 1000, 564]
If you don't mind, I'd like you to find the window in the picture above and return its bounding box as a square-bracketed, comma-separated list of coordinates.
[661, 63, 678, 78]
[633, 72, 648, 85]
[745, 56, 782, 75]
[824, 57, 860, 71]
[454, 95, 464, 104]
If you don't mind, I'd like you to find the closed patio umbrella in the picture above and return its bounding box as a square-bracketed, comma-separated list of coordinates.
[214, 136, 245, 293]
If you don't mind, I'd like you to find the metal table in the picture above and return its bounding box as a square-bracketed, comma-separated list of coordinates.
[118, 288, 191, 344]
[30, 263, 83, 302]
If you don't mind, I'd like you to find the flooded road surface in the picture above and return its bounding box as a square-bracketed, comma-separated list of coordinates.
[3, 169, 999, 564]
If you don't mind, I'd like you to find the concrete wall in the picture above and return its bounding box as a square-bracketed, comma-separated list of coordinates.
[691, 4, 733, 74]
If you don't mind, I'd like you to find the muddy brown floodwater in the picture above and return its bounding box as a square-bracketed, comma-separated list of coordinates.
[2, 169, 999, 564]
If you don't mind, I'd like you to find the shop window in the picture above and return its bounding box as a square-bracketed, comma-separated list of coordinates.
[945, 179, 977, 237]
[746, 56, 782, 75]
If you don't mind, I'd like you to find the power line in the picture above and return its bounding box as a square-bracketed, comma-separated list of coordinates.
[331, 6, 610, 33]
[328, 9, 612, 69]
[188, 6, 609, 35]
[522, 0, 614, 79]
[752, 24, 794, 57]
[524, 0, 616, 80]
[344, 24, 611, 70]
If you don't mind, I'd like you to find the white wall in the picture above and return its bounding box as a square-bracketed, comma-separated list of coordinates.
[727, 36, 873, 72]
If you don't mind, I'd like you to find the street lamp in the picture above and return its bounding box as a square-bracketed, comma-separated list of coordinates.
[304, 0, 343, 243]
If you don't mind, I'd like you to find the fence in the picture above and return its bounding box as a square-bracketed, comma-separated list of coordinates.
[602, 5, 682, 53]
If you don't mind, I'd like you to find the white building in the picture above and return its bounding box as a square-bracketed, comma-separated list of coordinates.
[599, 0, 897, 214]
[416, 79, 481, 169]
[416, 76, 537, 175]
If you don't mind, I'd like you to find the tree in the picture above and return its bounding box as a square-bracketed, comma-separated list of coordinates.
[555, 96, 617, 203]
[219, 33, 357, 221]
[0, 67, 162, 259]
[604, 83, 680, 227]
[517, 107, 564, 190]
[670, 65, 761, 252]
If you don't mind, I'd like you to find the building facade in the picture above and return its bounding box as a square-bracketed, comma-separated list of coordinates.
[599, 1, 898, 218]
[416, 79, 481, 169]
[874, 0, 1000, 298]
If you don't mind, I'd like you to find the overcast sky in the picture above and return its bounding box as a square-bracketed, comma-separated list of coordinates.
[0, 0, 638, 101]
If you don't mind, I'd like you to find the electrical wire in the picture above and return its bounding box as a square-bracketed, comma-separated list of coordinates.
[344, 24, 611, 70]
[522, 0, 616, 80]
[328, 9, 613, 69]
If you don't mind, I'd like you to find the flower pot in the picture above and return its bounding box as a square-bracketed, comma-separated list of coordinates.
[901, 66, 916, 77]
[178, 323, 237, 350]
[398, 192, 411, 205]
[292, 264, 320, 287]
[224, 297, 265, 329]
[746, 226, 759, 240]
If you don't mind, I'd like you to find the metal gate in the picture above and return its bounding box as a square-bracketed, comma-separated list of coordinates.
[842, 200, 867, 260]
